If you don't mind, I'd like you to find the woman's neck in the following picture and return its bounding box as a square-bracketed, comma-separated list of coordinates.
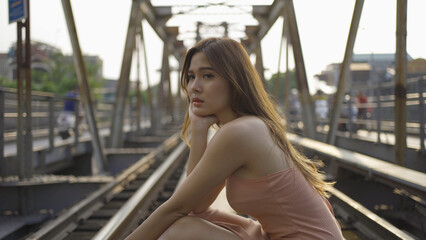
[217, 110, 239, 125]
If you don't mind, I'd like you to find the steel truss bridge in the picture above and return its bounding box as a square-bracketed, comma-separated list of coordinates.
[0, 0, 425, 239]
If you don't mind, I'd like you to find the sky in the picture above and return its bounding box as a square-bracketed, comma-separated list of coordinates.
[1, 0, 426, 94]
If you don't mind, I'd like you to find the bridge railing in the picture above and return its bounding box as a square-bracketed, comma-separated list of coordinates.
[285, 76, 425, 153]
[0, 87, 140, 159]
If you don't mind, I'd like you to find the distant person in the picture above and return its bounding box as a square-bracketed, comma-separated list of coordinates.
[289, 88, 301, 122]
[313, 90, 329, 126]
[356, 91, 368, 119]
[339, 93, 358, 132]
[125, 38, 343, 240]
[63, 88, 79, 112]
[58, 87, 80, 139]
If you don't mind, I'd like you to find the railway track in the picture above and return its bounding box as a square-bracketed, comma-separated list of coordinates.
[17, 134, 422, 240]
[329, 187, 417, 240]
[24, 131, 188, 240]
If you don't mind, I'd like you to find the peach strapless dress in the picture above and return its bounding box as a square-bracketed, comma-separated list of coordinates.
[190, 167, 343, 240]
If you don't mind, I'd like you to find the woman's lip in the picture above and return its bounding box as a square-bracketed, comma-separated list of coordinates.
[192, 98, 204, 107]
[192, 98, 204, 103]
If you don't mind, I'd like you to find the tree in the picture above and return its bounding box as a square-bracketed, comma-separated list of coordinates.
[30, 51, 104, 99]
[266, 70, 297, 101]
[0, 76, 16, 88]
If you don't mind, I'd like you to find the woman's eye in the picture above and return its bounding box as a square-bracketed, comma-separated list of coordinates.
[187, 75, 195, 81]
[203, 74, 213, 79]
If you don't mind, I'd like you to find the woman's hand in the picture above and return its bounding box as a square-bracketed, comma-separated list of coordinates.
[189, 106, 218, 133]
[186, 105, 217, 176]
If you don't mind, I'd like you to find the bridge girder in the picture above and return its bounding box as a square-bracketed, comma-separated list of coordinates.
[243, 0, 316, 138]
[138, 0, 186, 61]
[110, 1, 186, 148]
[243, 0, 287, 55]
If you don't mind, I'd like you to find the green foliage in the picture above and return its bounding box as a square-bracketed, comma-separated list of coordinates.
[20, 51, 104, 99]
[0, 76, 16, 88]
[266, 70, 297, 101]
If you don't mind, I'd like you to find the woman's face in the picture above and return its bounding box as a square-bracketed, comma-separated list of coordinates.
[187, 52, 234, 122]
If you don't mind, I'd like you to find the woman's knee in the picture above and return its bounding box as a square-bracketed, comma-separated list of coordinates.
[159, 216, 197, 240]
[159, 216, 240, 240]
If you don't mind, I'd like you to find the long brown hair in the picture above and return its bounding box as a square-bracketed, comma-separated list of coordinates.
[180, 38, 331, 197]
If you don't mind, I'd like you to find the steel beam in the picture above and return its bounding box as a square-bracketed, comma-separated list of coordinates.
[24, 0, 33, 178]
[394, 0, 407, 166]
[285, 0, 315, 138]
[48, 96, 54, 151]
[419, 77, 425, 154]
[139, 21, 155, 133]
[135, 32, 142, 133]
[327, 0, 364, 145]
[62, 0, 107, 174]
[16, 21, 25, 179]
[109, 0, 142, 148]
[110, 1, 184, 145]
[164, 43, 174, 121]
[155, 44, 169, 131]
[254, 37, 266, 84]
[284, 18, 291, 113]
[74, 99, 80, 147]
[274, 15, 285, 98]
[139, 1, 185, 61]
[0, 90, 4, 160]
[246, 0, 287, 54]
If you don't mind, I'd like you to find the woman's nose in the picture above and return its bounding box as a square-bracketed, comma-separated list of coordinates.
[190, 77, 202, 93]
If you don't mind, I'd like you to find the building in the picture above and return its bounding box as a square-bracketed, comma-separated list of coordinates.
[4, 40, 103, 84]
[407, 58, 426, 78]
[315, 53, 414, 92]
[7, 41, 62, 80]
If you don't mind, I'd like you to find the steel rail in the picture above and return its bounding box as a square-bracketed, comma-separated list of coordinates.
[93, 141, 188, 240]
[26, 131, 181, 240]
[329, 187, 415, 240]
[287, 133, 426, 199]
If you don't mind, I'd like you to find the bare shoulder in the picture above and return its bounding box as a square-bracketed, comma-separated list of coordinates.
[213, 116, 270, 147]
[223, 116, 268, 133]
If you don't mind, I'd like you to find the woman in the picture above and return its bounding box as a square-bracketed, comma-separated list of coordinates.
[125, 38, 343, 240]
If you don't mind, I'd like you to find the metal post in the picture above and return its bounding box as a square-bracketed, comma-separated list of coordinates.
[167, 75, 174, 121]
[196, 22, 202, 43]
[74, 99, 79, 146]
[177, 60, 182, 100]
[24, 0, 33, 178]
[284, 18, 291, 114]
[140, 21, 155, 133]
[285, 0, 315, 138]
[376, 78, 382, 144]
[156, 44, 168, 130]
[177, 59, 184, 114]
[109, 0, 141, 148]
[163, 43, 173, 121]
[418, 77, 425, 154]
[254, 37, 266, 85]
[394, 0, 407, 166]
[348, 94, 353, 139]
[274, 16, 285, 98]
[62, 0, 107, 174]
[327, 0, 364, 145]
[135, 32, 142, 133]
[0, 90, 4, 160]
[48, 96, 54, 151]
[16, 21, 26, 179]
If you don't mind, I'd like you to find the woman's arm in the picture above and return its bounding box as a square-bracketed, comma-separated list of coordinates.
[185, 108, 225, 212]
[125, 122, 251, 240]
[187, 126, 226, 213]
